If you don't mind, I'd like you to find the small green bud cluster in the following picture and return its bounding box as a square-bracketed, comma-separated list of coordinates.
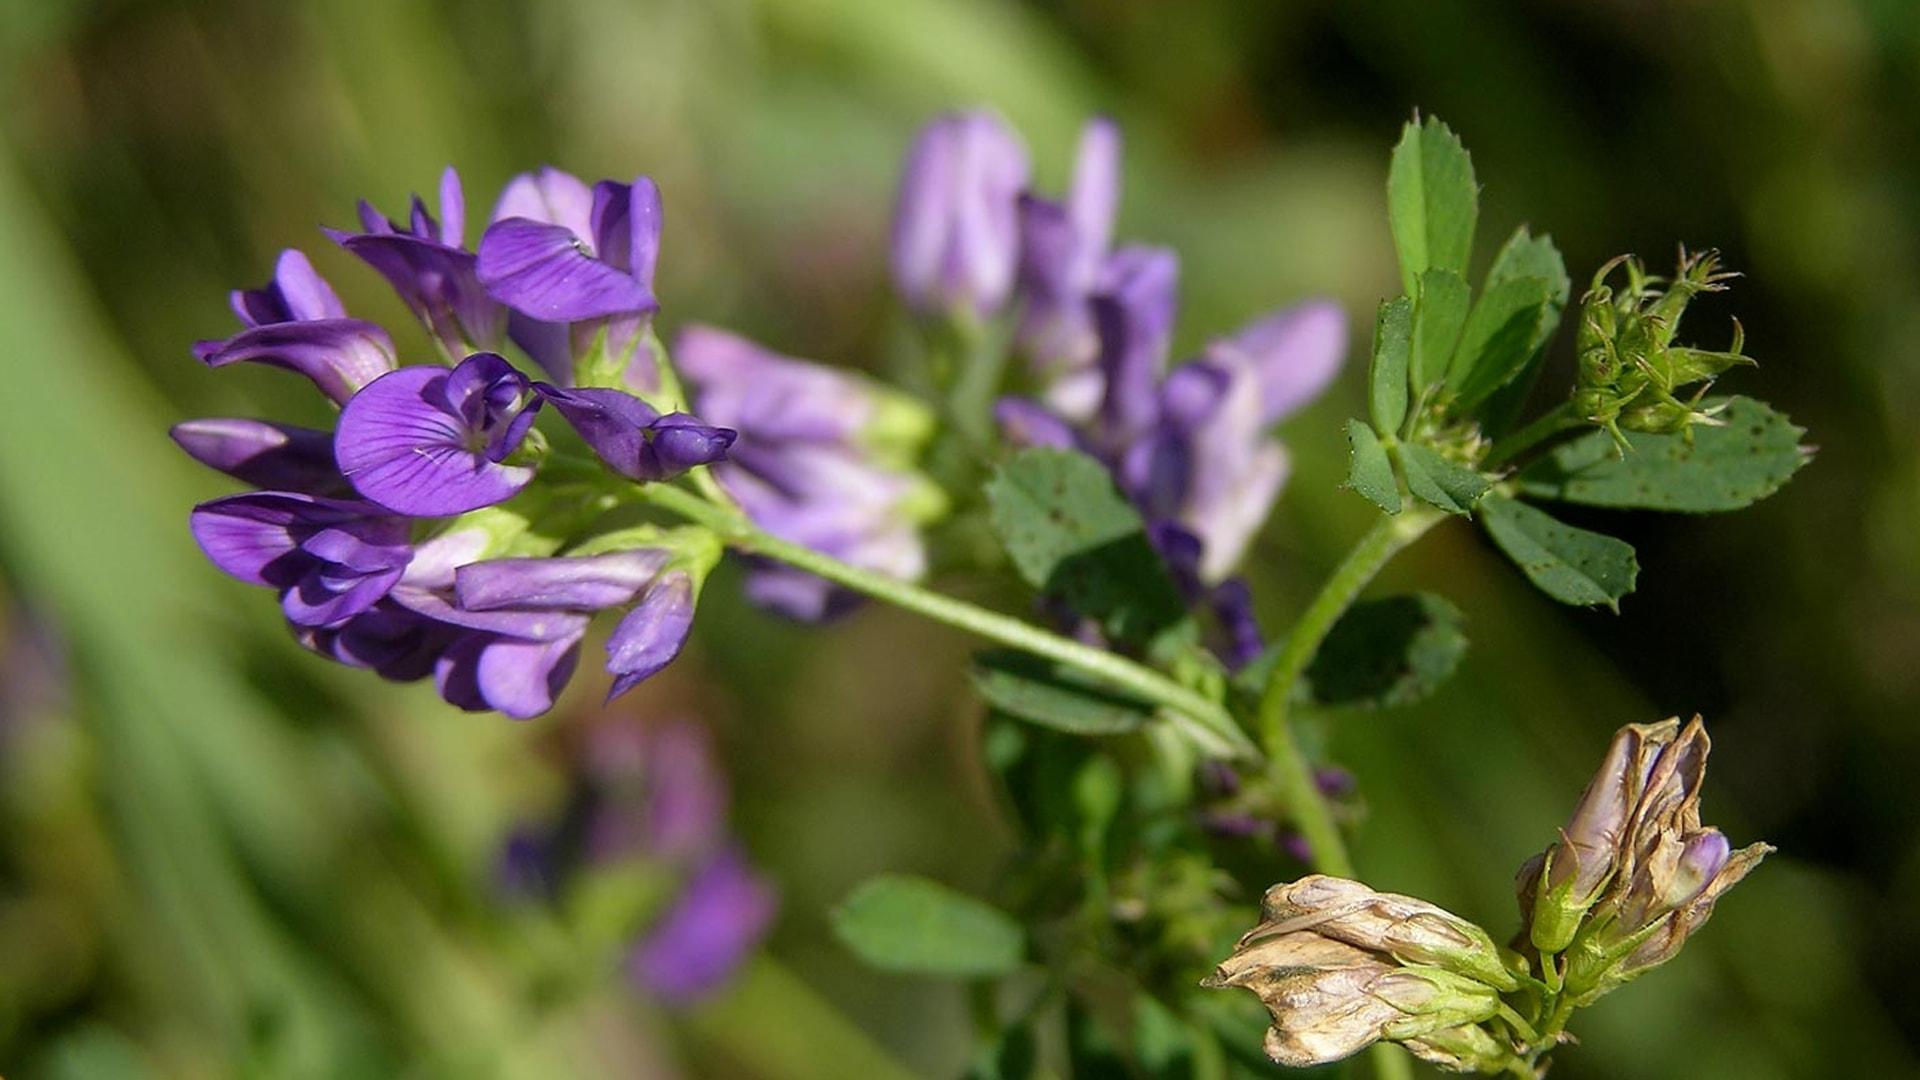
[1572, 249, 1755, 451]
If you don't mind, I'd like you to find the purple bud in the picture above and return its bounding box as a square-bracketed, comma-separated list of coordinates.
[434, 632, 582, 720]
[1092, 246, 1179, 446]
[890, 110, 1029, 317]
[171, 418, 346, 495]
[335, 352, 542, 517]
[534, 385, 734, 483]
[454, 551, 672, 612]
[194, 317, 398, 406]
[605, 570, 697, 702]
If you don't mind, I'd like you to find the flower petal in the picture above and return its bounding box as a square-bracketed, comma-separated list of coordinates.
[1224, 300, 1348, 424]
[605, 570, 696, 700]
[171, 417, 345, 494]
[195, 318, 398, 405]
[335, 365, 535, 516]
[627, 845, 777, 1006]
[477, 217, 657, 322]
[454, 551, 670, 612]
[189, 491, 404, 587]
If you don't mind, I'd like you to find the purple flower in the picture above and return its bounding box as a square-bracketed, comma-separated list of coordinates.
[1016, 117, 1122, 415]
[171, 418, 346, 495]
[1092, 245, 1180, 449]
[189, 491, 413, 627]
[628, 845, 777, 1007]
[677, 326, 940, 621]
[326, 167, 505, 355]
[536, 385, 735, 482]
[453, 550, 698, 703]
[891, 110, 1029, 317]
[193, 249, 397, 404]
[479, 169, 663, 390]
[334, 352, 544, 516]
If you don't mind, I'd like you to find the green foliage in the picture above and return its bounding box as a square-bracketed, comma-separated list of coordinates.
[1518, 396, 1811, 512]
[986, 449, 1189, 646]
[1369, 296, 1414, 432]
[1305, 593, 1469, 709]
[1399, 443, 1491, 515]
[831, 874, 1026, 978]
[1449, 274, 1566, 410]
[1479, 495, 1639, 609]
[1412, 268, 1472, 394]
[971, 650, 1153, 735]
[1344, 419, 1402, 514]
[1388, 116, 1480, 297]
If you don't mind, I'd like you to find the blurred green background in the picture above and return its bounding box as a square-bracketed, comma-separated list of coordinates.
[2, 1, 1918, 1077]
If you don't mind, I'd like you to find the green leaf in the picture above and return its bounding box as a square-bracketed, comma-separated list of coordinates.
[1399, 443, 1490, 515]
[1387, 115, 1479, 296]
[985, 448, 1188, 646]
[1344, 419, 1401, 514]
[1448, 276, 1558, 409]
[966, 1021, 1038, 1080]
[831, 874, 1025, 978]
[1473, 230, 1570, 436]
[1369, 296, 1414, 433]
[1479, 494, 1639, 609]
[1517, 396, 1811, 512]
[970, 650, 1153, 736]
[1304, 593, 1469, 709]
[1411, 268, 1472, 394]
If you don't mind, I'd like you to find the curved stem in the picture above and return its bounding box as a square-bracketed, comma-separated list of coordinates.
[635, 481, 1260, 760]
[1484, 402, 1579, 470]
[1254, 506, 1447, 877]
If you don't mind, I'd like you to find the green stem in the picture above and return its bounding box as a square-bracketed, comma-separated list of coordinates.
[636, 481, 1260, 760]
[1483, 402, 1579, 470]
[1254, 506, 1446, 877]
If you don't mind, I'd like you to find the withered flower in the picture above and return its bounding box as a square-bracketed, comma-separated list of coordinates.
[1205, 877, 1512, 1070]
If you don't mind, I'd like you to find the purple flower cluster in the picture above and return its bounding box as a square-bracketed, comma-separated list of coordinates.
[179, 168, 735, 718]
[501, 718, 776, 1007]
[892, 112, 1348, 665]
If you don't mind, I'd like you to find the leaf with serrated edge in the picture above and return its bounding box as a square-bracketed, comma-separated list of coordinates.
[832, 874, 1025, 977]
[1388, 116, 1479, 297]
[1449, 276, 1557, 408]
[1344, 419, 1401, 514]
[1517, 397, 1810, 512]
[1370, 297, 1413, 433]
[1399, 443, 1489, 515]
[1479, 494, 1638, 609]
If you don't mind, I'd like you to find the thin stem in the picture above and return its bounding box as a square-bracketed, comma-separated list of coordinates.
[635, 481, 1260, 760]
[1254, 506, 1447, 877]
[1483, 402, 1579, 470]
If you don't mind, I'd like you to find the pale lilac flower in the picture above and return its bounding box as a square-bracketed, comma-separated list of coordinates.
[891, 110, 1029, 317]
[1016, 117, 1122, 416]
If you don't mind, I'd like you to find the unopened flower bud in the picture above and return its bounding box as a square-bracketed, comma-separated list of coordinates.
[890, 111, 1029, 318]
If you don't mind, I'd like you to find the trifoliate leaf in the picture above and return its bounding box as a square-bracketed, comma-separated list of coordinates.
[1411, 268, 1472, 394]
[1388, 116, 1480, 297]
[1369, 296, 1414, 433]
[1303, 592, 1468, 709]
[831, 874, 1025, 977]
[985, 449, 1189, 646]
[1479, 494, 1638, 609]
[970, 650, 1152, 736]
[1344, 419, 1401, 515]
[1399, 443, 1490, 515]
[1517, 396, 1811, 512]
